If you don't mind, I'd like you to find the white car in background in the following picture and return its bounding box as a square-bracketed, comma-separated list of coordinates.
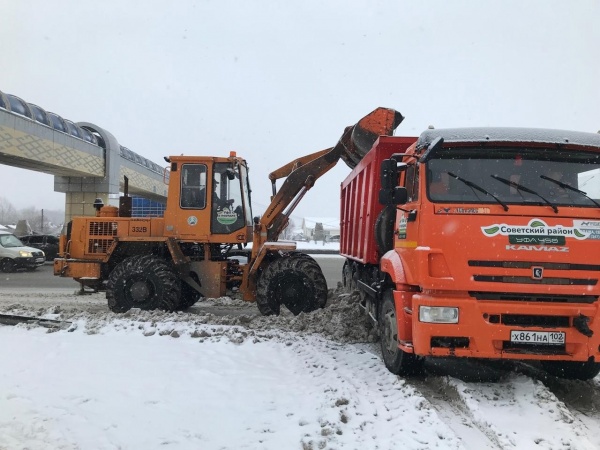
[0, 230, 45, 272]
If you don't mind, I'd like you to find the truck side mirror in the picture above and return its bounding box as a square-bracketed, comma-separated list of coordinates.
[381, 159, 408, 189]
[379, 186, 408, 205]
[381, 159, 397, 189]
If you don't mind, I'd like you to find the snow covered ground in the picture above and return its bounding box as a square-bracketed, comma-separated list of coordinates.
[1, 289, 600, 450]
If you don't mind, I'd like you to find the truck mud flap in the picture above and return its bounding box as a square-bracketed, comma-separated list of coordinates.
[0, 313, 72, 330]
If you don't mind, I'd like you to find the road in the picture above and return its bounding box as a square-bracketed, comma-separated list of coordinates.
[0, 255, 346, 292]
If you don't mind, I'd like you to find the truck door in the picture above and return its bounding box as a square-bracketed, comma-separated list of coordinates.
[396, 162, 420, 247]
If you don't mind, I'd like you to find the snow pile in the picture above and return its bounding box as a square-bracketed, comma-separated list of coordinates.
[0, 288, 377, 345]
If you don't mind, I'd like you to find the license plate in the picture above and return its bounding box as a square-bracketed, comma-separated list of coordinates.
[510, 330, 565, 345]
[35, 258, 45, 263]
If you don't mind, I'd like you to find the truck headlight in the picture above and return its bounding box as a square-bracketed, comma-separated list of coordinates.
[419, 306, 459, 323]
[19, 250, 33, 258]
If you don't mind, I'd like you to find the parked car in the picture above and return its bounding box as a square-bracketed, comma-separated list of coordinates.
[0, 231, 46, 272]
[18, 234, 60, 261]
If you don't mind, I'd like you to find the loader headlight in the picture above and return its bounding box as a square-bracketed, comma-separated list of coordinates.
[19, 250, 33, 258]
[419, 306, 459, 324]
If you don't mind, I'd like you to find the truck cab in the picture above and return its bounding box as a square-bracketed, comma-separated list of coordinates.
[342, 127, 600, 379]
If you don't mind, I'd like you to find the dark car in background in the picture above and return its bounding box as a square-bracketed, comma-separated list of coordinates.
[19, 234, 60, 261]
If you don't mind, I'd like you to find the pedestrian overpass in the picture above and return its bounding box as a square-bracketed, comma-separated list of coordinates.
[0, 89, 169, 221]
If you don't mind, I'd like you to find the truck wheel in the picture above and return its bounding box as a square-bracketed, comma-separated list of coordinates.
[379, 289, 423, 375]
[256, 253, 328, 316]
[106, 255, 181, 313]
[179, 282, 202, 310]
[374, 206, 396, 255]
[540, 359, 600, 380]
[1, 258, 16, 273]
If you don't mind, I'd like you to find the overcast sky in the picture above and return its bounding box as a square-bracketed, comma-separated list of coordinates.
[1, 0, 599, 223]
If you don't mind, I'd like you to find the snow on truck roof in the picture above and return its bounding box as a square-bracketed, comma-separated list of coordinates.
[416, 127, 600, 152]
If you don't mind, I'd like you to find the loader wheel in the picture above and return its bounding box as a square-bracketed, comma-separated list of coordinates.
[374, 205, 396, 256]
[256, 253, 328, 316]
[106, 255, 181, 313]
[540, 359, 600, 380]
[179, 282, 202, 310]
[379, 289, 423, 375]
[288, 252, 328, 308]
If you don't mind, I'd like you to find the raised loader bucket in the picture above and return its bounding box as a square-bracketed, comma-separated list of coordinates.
[339, 107, 404, 169]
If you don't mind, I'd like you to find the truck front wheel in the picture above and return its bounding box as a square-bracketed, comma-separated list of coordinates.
[256, 253, 327, 316]
[106, 255, 181, 313]
[379, 289, 423, 375]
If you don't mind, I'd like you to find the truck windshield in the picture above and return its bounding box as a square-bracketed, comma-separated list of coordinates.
[427, 147, 600, 207]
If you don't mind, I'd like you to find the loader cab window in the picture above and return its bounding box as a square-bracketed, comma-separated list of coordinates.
[180, 164, 207, 209]
[211, 162, 247, 234]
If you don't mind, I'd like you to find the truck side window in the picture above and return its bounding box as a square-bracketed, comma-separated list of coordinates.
[181, 164, 207, 209]
[404, 163, 419, 201]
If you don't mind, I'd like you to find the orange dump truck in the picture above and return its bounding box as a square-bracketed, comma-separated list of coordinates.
[341, 122, 600, 380]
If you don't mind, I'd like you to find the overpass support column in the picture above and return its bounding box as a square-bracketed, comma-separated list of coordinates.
[55, 123, 121, 223]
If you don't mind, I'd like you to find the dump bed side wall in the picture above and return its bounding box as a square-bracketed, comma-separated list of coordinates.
[340, 136, 416, 264]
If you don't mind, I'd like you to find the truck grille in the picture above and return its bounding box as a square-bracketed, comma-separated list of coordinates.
[469, 260, 600, 271]
[468, 259, 599, 288]
[473, 275, 597, 286]
[488, 314, 570, 327]
[469, 291, 597, 303]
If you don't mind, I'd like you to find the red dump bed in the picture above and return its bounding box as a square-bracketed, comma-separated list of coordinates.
[340, 136, 416, 264]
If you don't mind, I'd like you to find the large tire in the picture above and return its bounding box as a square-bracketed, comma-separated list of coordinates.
[179, 282, 202, 310]
[374, 206, 396, 256]
[288, 252, 327, 308]
[256, 253, 328, 316]
[106, 255, 181, 313]
[1, 258, 16, 273]
[379, 289, 423, 375]
[540, 359, 600, 380]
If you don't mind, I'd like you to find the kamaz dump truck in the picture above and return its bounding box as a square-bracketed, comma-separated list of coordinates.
[341, 120, 600, 380]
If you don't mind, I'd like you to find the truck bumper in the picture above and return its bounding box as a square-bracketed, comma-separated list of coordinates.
[405, 292, 600, 362]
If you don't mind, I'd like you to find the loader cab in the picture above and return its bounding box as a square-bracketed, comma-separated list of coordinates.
[164, 155, 253, 243]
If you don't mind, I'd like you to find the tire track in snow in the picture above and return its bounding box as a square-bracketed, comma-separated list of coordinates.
[444, 373, 598, 450]
[286, 337, 464, 450]
[509, 362, 600, 448]
[408, 376, 503, 450]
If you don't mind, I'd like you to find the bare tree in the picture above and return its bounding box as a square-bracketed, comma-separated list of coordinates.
[19, 206, 41, 232]
[0, 197, 17, 224]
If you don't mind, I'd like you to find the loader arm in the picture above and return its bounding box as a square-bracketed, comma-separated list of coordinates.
[259, 107, 404, 243]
